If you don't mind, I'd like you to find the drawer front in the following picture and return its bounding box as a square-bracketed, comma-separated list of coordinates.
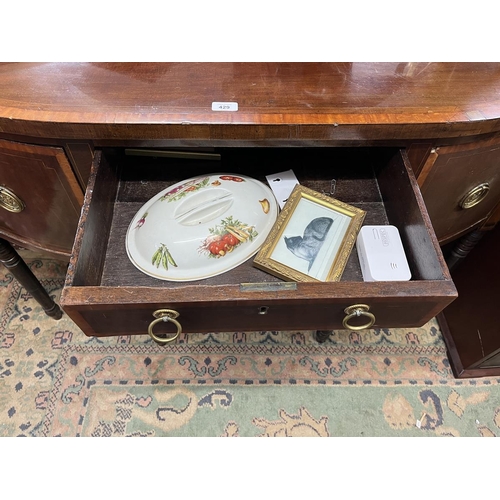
[419, 136, 500, 244]
[0, 139, 84, 256]
[64, 292, 453, 338]
[61, 147, 457, 339]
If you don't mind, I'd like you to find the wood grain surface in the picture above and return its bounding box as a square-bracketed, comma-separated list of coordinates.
[1, 62, 500, 142]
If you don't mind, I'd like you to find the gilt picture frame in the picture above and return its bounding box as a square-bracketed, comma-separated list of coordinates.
[253, 185, 366, 282]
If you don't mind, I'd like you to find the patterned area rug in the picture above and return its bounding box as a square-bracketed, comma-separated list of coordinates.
[1, 250, 500, 437]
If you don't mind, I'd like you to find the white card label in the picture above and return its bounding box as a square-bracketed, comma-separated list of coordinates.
[266, 169, 300, 209]
[212, 102, 238, 111]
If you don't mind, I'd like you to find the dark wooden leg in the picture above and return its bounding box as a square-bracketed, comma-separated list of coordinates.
[446, 229, 486, 271]
[0, 238, 63, 320]
[314, 330, 331, 343]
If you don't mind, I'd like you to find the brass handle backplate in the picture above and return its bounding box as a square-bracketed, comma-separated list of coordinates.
[147, 309, 182, 345]
[460, 183, 490, 209]
[342, 304, 376, 331]
[0, 186, 25, 213]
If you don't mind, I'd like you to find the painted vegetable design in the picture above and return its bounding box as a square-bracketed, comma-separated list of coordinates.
[151, 243, 178, 271]
[259, 199, 270, 214]
[160, 177, 211, 203]
[134, 211, 148, 229]
[198, 216, 258, 258]
[158, 175, 244, 204]
[219, 175, 245, 182]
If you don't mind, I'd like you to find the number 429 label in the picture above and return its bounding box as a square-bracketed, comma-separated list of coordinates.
[212, 102, 238, 111]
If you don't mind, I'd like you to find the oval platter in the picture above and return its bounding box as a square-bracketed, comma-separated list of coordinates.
[125, 173, 278, 281]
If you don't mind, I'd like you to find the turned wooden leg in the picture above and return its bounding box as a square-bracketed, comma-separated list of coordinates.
[314, 330, 331, 343]
[0, 238, 63, 320]
[446, 229, 486, 272]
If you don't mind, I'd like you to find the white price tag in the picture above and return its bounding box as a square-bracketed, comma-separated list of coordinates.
[212, 102, 238, 111]
[266, 169, 300, 209]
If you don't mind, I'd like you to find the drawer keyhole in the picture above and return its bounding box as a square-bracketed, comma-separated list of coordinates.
[258, 306, 269, 315]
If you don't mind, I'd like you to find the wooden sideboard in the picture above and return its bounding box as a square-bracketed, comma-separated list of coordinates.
[1, 62, 500, 377]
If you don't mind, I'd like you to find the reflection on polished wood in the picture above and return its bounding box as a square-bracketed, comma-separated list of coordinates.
[1, 62, 500, 142]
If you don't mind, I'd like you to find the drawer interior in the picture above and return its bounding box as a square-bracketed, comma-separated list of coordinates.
[69, 147, 449, 290]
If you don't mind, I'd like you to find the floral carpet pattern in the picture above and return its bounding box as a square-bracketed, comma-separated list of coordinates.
[1, 250, 500, 437]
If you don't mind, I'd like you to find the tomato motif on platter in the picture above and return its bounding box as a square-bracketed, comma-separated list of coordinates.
[198, 216, 258, 258]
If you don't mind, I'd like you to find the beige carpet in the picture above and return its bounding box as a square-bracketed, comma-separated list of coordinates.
[1, 249, 500, 437]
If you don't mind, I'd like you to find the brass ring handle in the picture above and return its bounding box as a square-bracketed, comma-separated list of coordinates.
[459, 183, 490, 209]
[147, 309, 182, 345]
[0, 186, 25, 213]
[342, 304, 376, 331]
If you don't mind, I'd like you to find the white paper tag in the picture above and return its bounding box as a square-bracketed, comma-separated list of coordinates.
[266, 169, 300, 209]
[212, 102, 238, 111]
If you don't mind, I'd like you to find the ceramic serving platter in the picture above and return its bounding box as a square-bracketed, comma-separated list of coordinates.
[125, 173, 278, 281]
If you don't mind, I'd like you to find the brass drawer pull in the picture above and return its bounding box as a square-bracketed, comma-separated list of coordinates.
[460, 183, 490, 209]
[148, 309, 182, 345]
[0, 186, 25, 213]
[342, 304, 376, 331]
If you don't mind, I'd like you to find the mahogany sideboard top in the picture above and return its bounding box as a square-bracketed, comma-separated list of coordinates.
[1, 62, 500, 144]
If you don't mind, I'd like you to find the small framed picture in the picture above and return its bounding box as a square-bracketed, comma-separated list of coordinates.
[253, 185, 366, 282]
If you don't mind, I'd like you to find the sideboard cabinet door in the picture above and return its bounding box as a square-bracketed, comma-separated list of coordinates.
[437, 223, 500, 378]
[0, 139, 84, 258]
[418, 135, 500, 245]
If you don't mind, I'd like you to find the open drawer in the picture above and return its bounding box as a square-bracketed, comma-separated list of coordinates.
[60, 147, 457, 342]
